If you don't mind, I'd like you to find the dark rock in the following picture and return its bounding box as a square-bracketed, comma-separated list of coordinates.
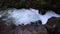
[14, 23, 48, 34]
[0, 21, 48, 34]
[45, 17, 60, 34]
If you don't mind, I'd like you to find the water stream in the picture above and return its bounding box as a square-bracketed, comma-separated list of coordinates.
[0, 8, 60, 26]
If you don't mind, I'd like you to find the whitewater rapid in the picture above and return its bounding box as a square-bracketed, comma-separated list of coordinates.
[0, 8, 60, 26]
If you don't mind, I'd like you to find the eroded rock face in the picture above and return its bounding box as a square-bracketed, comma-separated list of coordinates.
[0, 21, 48, 34]
[45, 17, 60, 34]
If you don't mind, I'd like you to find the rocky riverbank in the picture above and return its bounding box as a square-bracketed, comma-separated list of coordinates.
[0, 17, 60, 34]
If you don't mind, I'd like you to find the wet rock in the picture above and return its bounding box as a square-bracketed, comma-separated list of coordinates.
[45, 17, 60, 34]
[14, 22, 48, 34]
[0, 20, 48, 34]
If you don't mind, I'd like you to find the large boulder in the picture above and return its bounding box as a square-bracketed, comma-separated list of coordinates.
[45, 17, 60, 34]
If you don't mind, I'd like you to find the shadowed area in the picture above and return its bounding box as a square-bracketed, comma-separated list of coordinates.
[0, 0, 60, 14]
[45, 17, 60, 34]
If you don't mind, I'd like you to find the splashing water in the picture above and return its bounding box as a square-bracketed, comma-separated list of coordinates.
[0, 8, 60, 26]
[39, 11, 60, 24]
[8, 8, 41, 26]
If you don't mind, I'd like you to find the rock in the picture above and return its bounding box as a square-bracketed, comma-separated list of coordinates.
[14, 22, 48, 34]
[0, 21, 48, 34]
[45, 17, 60, 34]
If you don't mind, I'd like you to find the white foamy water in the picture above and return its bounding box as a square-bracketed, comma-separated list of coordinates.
[39, 11, 60, 24]
[0, 8, 60, 26]
[8, 8, 41, 26]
